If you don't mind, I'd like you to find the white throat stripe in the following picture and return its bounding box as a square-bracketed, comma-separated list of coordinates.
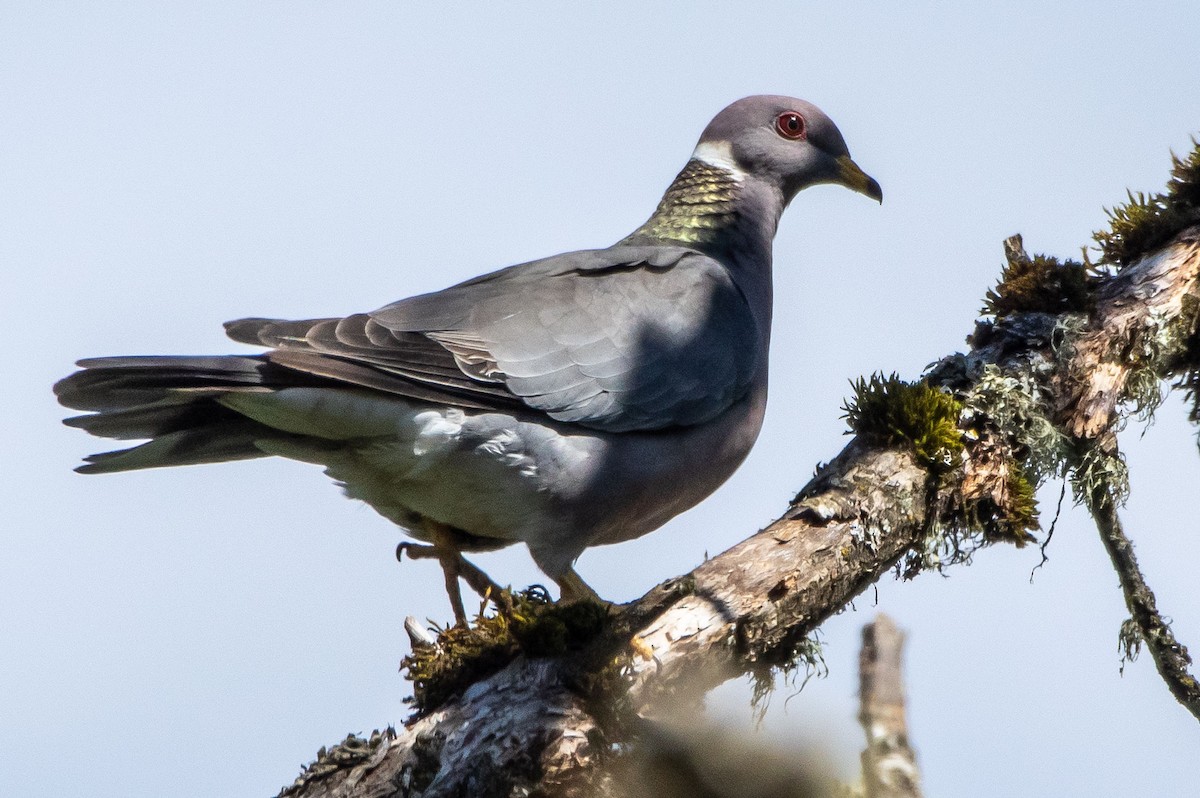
[691, 140, 744, 178]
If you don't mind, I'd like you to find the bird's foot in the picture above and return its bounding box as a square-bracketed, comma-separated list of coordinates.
[397, 540, 511, 623]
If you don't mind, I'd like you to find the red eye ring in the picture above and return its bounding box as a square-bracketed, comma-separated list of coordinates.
[775, 111, 807, 140]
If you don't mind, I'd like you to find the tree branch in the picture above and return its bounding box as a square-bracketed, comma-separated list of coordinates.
[279, 224, 1200, 798]
[1090, 479, 1200, 721]
[858, 614, 922, 798]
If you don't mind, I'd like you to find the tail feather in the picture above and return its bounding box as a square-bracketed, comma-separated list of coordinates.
[55, 355, 276, 411]
[63, 399, 248, 440]
[55, 354, 337, 473]
[75, 423, 272, 474]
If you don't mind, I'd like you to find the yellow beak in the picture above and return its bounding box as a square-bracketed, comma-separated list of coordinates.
[836, 155, 883, 203]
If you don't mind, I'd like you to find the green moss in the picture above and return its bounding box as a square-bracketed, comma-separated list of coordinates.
[939, 465, 1040, 550]
[512, 597, 609, 655]
[1006, 467, 1039, 533]
[982, 252, 1095, 318]
[911, 467, 1038, 570]
[1167, 139, 1200, 208]
[401, 587, 609, 714]
[900, 360, 1062, 565]
[1094, 137, 1200, 266]
[970, 466, 1040, 546]
[843, 373, 965, 471]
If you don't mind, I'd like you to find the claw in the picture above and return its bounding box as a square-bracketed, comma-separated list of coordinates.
[396, 541, 438, 562]
[401, 522, 510, 625]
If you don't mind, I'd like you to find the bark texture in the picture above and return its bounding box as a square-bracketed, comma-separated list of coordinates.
[279, 227, 1200, 798]
[1056, 228, 1200, 438]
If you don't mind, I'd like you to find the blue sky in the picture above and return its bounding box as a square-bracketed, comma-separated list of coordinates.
[4, 3, 1199, 795]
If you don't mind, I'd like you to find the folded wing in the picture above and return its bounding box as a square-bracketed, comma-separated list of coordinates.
[225, 246, 761, 432]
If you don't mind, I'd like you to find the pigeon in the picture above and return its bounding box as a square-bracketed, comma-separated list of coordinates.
[55, 95, 881, 623]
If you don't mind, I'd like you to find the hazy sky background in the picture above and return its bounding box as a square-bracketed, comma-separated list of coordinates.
[4, 3, 1200, 796]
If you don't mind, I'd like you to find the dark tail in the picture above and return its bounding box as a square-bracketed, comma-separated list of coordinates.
[54, 355, 326, 473]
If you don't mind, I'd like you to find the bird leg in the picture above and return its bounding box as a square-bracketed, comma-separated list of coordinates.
[397, 541, 508, 613]
[455, 557, 512, 615]
[554, 567, 603, 604]
[396, 524, 509, 624]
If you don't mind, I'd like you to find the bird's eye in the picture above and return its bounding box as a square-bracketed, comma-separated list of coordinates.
[775, 112, 807, 140]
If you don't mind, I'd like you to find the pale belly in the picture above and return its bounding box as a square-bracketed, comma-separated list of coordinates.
[244, 384, 768, 578]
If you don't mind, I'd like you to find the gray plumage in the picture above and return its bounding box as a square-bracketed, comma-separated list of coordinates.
[56, 95, 881, 616]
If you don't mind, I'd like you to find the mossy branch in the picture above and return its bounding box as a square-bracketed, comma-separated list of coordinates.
[843, 374, 964, 471]
[982, 245, 1095, 318]
[278, 143, 1200, 798]
[1089, 476, 1200, 722]
[1095, 139, 1200, 267]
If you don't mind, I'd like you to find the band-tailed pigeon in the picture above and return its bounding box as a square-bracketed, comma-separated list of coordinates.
[56, 95, 881, 622]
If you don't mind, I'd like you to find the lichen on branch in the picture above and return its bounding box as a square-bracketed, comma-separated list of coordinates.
[278, 139, 1200, 798]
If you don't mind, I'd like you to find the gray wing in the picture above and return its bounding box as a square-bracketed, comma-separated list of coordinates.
[226, 245, 761, 432]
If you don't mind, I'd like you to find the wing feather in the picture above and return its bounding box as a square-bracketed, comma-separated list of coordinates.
[224, 246, 760, 431]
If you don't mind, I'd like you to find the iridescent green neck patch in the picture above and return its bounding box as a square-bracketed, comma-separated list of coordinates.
[626, 159, 743, 246]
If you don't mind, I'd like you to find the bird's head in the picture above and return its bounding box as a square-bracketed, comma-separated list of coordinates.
[693, 95, 882, 205]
